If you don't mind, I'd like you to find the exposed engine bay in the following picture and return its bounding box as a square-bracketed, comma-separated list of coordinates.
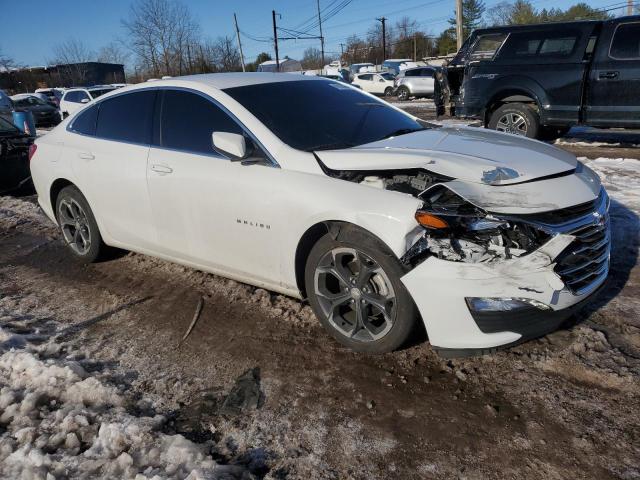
[323, 167, 549, 267]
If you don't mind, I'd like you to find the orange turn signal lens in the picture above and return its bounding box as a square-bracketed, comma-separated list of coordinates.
[415, 211, 449, 229]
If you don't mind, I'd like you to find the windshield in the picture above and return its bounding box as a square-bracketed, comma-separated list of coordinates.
[16, 97, 47, 106]
[224, 80, 424, 151]
[89, 88, 114, 99]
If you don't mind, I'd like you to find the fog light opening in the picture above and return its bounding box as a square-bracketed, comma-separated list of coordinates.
[465, 297, 551, 312]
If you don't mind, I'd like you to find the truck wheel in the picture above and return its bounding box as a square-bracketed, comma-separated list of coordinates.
[397, 86, 411, 101]
[488, 103, 539, 139]
[305, 227, 418, 354]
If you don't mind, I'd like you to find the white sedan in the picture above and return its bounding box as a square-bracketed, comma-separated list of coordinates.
[351, 72, 395, 96]
[30, 73, 610, 356]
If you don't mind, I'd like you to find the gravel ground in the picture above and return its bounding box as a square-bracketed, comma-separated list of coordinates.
[0, 127, 639, 479]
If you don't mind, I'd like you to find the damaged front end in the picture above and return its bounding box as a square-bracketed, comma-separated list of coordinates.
[402, 184, 551, 267]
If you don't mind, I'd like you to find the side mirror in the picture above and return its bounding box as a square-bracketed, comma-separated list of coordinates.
[212, 131, 247, 160]
[80, 98, 89, 104]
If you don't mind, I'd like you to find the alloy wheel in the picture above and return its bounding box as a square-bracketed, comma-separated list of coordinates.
[58, 198, 91, 255]
[496, 113, 528, 136]
[314, 247, 396, 342]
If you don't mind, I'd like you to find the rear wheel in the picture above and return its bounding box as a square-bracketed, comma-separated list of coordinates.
[397, 86, 411, 101]
[305, 227, 418, 353]
[488, 103, 540, 139]
[55, 185, 105, 263]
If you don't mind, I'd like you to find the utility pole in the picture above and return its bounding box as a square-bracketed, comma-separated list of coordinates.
[272, 10, 280, 72]
[455, 0, 464, 51]
[377, 17, 387, 61]
[339, 43, 345, 62]
[233, 13, 246, 72]
[413, 33, 417, 61]
[316, 0, 325, 68]
[628, 0, 634, 15]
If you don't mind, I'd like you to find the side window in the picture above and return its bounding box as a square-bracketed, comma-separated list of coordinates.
[96, 90, 155, 144]
[65, 91, 79, 103]
[359, 74, 373, 81]
[469, 33, 507, 61]
[71, 104, 99, 136]
[610, 23, 640, 60]
[160, 90, 242, 155]
[420, 68, 435, 77]
[404, 69, 419, 77]
[78, 92, 90, 102]
[499, 30, 579, 60]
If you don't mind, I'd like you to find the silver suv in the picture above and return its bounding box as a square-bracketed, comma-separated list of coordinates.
[394, 67, 436, 101]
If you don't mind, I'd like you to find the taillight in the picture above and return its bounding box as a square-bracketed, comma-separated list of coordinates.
[28, 144, 37, 162]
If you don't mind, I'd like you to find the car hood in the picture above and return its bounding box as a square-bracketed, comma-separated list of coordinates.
[315, 127, 578, 185]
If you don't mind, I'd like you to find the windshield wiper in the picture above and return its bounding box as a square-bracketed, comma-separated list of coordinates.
[307, 141, 356, 152]
[380, 127, 425, 140]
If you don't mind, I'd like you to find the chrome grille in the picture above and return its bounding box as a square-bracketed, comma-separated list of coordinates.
[554, 216, 610, 294]
[519, 189, 611, 296]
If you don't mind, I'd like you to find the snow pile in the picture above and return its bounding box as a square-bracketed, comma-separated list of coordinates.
[0, 326, 244, 480]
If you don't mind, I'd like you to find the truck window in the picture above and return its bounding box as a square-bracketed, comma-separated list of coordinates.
[610, 22, 640, 60]
[468, 33, 507, 61]
[499, 30, 580, 60]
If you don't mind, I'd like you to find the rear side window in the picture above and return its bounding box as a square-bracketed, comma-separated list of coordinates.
[71, 105, 98, 136]
[160, 90, 242, 155]
[499, 30, 579, 60]
[419, 68, 435, 77]
[96, 90, 155, 144]
[359, 74, 373, 81]
[404, 69, 420, 77]
[610, 23, 640, 59]
[469, 33, 507, 61]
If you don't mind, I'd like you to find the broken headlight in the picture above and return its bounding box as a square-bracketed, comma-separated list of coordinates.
[403, 186, 549, 266]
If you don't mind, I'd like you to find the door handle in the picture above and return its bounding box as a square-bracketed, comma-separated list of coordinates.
[150, 164, 173, 174]
[78, 152, 95, 160]
[598, 71, 619, 80]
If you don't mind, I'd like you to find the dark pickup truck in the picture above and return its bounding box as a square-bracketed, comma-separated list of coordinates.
[445, 15, 640, 140]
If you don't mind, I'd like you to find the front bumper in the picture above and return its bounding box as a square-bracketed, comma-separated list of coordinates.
[401, 242, 608, 355]
[401, 187, 611, 356]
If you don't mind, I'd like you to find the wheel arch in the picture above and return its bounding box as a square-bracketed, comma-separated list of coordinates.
[294, 220, 403, 298]
[49, 178, 76, 219]
[484, 84, 546, 126]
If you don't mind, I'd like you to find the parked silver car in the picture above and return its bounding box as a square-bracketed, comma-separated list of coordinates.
[394, 66, 436, 101]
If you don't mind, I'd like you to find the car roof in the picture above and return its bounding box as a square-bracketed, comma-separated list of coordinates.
[121, 72, 330, 93]
[469, 16, 640, 36]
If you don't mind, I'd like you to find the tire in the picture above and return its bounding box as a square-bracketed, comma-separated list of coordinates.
[55, 185, 105, 263]
[397, 86, 411, 101]
[488, 103, 540, 139]
[384, 87, 394, 97]
[304, 226, 418, 354]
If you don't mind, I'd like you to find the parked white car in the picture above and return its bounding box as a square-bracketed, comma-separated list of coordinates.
[31, 74, 610, 356]
[351, 72, 395, 96]
[59, 86, 116, 118]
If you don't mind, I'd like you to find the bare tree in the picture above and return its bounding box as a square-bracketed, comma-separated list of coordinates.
[486, 1, 515, 25]
[0, 46, 19, 72]
[50, 38, 96, 86]
[98, 41, 130, 66]
[122, 0, 201, 78]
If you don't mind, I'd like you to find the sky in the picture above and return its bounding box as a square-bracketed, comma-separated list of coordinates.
[0, 0, 627, 68]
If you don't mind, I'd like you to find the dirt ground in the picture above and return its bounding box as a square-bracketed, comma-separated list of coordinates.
[1, 118, 639, 479]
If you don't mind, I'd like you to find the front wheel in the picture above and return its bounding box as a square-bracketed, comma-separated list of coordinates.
[55, 185, 105, 263]
[304, 227, 418, 353]
[488, 103, 540, 139]
[397, 86, 411, 101]
[384, 87, 394, 97]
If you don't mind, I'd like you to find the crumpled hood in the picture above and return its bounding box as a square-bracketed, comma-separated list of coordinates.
[315, 127, 578, 185]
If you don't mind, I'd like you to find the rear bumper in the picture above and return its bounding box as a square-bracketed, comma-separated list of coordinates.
[401, 234, 609, 356]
